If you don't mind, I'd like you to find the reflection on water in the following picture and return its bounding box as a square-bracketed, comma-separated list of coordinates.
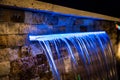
[30, 31, 117, 80]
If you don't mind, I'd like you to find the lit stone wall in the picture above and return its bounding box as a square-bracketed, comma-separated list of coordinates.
[0, 6, 118, 80]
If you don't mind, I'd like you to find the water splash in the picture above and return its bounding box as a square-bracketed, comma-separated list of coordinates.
[30, 31, 117, 80]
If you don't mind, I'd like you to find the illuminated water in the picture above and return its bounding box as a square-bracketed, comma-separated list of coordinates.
[30, 31, 117, 80]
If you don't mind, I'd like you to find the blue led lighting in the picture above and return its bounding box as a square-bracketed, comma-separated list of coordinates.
[1, 5, 102, 20]
[29, 31, 106, 41]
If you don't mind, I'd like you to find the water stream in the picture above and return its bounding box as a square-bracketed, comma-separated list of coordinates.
[30, 31, 117, 80]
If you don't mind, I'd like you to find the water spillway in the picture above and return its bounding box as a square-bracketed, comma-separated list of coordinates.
[30, 31, 117, 80]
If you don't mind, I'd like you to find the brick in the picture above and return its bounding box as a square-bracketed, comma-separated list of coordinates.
[7, 35, 17, 47]
[0, 23, 7, 34]
[29, 24, 49, 35]
[7, 35, 28, 47]
[16, 35, 28, 46]
[0, 76, 9, 80]
[32, 13, 45, 24]
[0, 61, 10, 76]
[19, 23, 30, 34]
[0, 48, 19, 62]
[45, 14, 58, 25]
[0, 35, 7, 46]
[7, 23, 20, 34]
[0, 9, 11, 22]
[24, 12, 33, 24]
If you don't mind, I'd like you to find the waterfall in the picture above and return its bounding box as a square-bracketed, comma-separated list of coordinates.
[30, 31, 117, 80]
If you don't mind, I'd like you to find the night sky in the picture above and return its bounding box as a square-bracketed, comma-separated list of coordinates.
[38, 0, 120, 18]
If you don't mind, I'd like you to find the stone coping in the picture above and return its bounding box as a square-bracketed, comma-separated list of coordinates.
[0, 0, 120, 22]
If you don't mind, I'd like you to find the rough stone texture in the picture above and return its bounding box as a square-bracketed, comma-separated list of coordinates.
[0, 61, 10, 76]
[0, 23, 7, 34]
[7, 35, 28, 47]
[29, 24, 52, 35]
[7, 23, 20, 34]
[0, 9, 24, 23]
[0, 76, 9, 80]
[0, 48, 19, 62]
[10, 54, 49, 80]
[24, 12, 33, 24]
[19, 23, 30, 34]
[0, 36, 7, 46]
[100, 21, 117, 53]
[0, 22, 31, 35]
[0, 0, 53, 11]
[1, 0, 119, 21]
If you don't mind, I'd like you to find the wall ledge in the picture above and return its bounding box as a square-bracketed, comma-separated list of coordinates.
[0, 0, 120, 22]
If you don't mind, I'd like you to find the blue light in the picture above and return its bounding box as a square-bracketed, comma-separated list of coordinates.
[29, 31, 117, 79]
[29, 31, 106, 41]
[1, 5, 102, 20]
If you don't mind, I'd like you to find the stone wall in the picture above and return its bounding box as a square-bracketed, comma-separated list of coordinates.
[0, 8, 117, 80]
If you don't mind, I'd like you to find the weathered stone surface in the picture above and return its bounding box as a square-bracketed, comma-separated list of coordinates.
[0, 0, 53, 11]
[45, 14, 58, 25]
[19, 23, 30, 34]
[0, 23, 7, 34]
[10, 53, 51, 80]
[9, 10, 24, 23]
[24, 12, 33, 24]
[29, 24, 50, 34]
[0, 22, 30, 35]
[0, 9, 24, 23]
[7, 35, 28, 47]
[7, 35, 17, 47]
[0, 61, 10, 76]
[0, 48, 19, 62]
[7, 23, 20, 34]
[0, 35, 7, 46]
[11, 54, 47, 74]
[0, 76, 9, 80]
[16, 35, 28, 46]
[0, 9, 11, 22]
[32, 13, 45, 24]
[20, 46, 32, 58]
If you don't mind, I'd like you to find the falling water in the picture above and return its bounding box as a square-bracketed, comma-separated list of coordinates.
[30, 31, 117, 80]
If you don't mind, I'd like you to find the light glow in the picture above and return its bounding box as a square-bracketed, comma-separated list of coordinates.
[116, 24, 120, 30]
[29, 31, 106, 41]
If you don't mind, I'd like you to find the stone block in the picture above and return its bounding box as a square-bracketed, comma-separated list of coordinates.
[0, 61, 10, 76]
[29, 24, 49, 35]
[32, 12, 45, 24]
[16, 35, 28, 46]
[45, 14, 58, 25]
[20, 46, 32, 58]
[0, 9, 11, 22]
[0, 76, 9, 80]
[0, 8, 24, 23]
[7, 35, 17, 47]
[0, 35, 7, 46]
[19, 23, 30, 34]
[7, 35, 28, 47]
[73, 18, 84, 25]
[0, 0, 53, 11]
[7, 23, 20, 34]
[24, 12, 33, 24]
[9, 10, 24, 23]
[0, 48, 19, 62]
[0, 23, 7, 34]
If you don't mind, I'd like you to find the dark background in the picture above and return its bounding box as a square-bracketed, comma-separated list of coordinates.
[38, 0, 120, 18]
